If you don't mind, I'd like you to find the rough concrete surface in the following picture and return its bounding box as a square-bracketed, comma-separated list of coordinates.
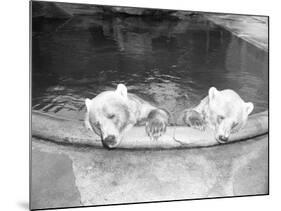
[32, 110, 268, 149]
[31, 135, 268, 209]
[31, 148, 81, 209]
[205, 14, 268, 51]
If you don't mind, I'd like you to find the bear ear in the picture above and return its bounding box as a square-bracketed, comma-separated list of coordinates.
[208, 87, 219, 101]
[85, 98, 91, 111]
[245, 102, 254, 115]
[116, 84, 128, 98]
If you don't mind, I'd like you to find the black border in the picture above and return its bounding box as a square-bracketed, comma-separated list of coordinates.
[29, 1, 32, 210]
[29, 0, 270, 210]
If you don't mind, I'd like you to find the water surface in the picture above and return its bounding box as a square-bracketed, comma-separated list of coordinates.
[32, 14, 268, 123]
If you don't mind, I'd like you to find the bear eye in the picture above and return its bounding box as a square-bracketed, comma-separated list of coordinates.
[107, 114, 115, 119]
[217, 115, 225, 123]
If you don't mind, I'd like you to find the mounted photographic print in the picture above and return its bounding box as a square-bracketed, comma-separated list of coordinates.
[30, 1, 269, 210]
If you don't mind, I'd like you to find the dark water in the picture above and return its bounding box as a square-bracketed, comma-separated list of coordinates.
[32, 14, 268, 123]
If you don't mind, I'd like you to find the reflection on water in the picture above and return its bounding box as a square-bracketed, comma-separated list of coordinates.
[32, 14, 268, 123]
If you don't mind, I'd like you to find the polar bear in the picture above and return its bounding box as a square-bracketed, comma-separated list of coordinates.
[84, 84, 170, 148]
[179, 87, 254, 143]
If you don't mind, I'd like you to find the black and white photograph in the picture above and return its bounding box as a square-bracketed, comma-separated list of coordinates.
[30, 1, 269, 210]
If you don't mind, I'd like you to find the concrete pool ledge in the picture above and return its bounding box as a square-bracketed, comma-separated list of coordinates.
[31, 134, 268, 207]
[32, 110, 268, 149]
[204, 14, 268, 51]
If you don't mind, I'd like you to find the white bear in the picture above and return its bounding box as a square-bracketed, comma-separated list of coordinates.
[85, 84, 170, 148]
[179, 87, 254, 143]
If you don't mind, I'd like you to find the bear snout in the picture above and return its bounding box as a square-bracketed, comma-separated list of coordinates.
[102, 135, 118, 149]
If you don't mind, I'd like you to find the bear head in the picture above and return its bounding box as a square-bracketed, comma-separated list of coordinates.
[207, 87, 254, 143]
[85, 84, 135, 148]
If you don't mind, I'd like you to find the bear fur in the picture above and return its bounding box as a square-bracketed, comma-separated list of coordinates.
[178, 87, 254, 143]
[85, 84, 170, 148]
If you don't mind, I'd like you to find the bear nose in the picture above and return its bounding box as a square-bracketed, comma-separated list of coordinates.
[218, 135, 228, 143]
[102, 135, 117, 149]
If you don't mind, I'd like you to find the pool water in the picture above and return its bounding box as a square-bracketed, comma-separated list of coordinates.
[32, 13, 268, 124]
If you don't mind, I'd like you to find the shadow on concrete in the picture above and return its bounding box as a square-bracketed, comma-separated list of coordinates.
[17, 201, 29, 210]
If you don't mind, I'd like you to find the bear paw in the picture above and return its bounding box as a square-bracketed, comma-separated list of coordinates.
[145, 110, 169, 141]
[183, 110, 206, 131]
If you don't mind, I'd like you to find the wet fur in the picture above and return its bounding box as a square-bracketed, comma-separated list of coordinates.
[127, 93, 170, 140]
[85, 84, 170, 148]
[178, 87, 253, 143]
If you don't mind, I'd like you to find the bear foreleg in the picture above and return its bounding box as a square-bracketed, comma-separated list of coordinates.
[145, 109, 169, 141]
[182, 109, 206, 131]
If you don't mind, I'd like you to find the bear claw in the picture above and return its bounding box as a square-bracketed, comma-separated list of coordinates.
[183, 110, 206, 131]
[145, 118, 167, 141]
